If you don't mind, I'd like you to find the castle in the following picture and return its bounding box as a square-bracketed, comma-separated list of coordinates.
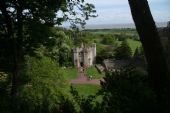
[73, 43, 96, 68]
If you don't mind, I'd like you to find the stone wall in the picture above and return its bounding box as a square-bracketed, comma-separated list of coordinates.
[73, 43, 96, 67]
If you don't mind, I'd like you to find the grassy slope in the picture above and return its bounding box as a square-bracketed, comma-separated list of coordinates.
[127, 39, 141, 54]
[86, 66, 105, 79]
[61, 68, 78, 80]
[72, 84, 101, 96]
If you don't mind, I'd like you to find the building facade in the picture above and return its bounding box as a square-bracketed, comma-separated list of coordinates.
[73, 43, 96, 68]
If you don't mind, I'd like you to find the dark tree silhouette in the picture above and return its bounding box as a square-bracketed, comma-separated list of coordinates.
[114, 39, 132, 60]
[128, 0, 168, 109]
[0, 0, 19, 99]
[0, 0, 97, 112]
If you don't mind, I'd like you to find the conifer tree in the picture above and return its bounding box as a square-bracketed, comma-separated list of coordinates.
[114, 39, 132, 60]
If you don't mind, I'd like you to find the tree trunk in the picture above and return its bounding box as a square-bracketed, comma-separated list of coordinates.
[0, 0, 20, 112]
[128, 0, 168, 109]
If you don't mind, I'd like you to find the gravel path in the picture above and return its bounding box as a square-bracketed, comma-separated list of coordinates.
[70, 68, 102, 85]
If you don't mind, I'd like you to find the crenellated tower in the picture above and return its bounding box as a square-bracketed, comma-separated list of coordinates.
[72, 43, 96, 68]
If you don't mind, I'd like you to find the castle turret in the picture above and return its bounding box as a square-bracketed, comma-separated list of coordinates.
[73, 48, 80, 67]
[91, 43, 96, 63]
[72, 43, 96, 67]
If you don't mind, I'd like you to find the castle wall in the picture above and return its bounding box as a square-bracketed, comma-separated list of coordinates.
[91, 43, 96, 63]
[87, 49, 93, 66]
[83, 50, 88, 67]
[73, 48, 80, 67]
[73, 43, 96, 67]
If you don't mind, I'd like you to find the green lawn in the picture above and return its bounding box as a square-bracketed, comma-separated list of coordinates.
[72, 84, 101, 96]
[127, 39, 141, 54]
[61, 68, 78, 80]
[86, 66, 105, 79]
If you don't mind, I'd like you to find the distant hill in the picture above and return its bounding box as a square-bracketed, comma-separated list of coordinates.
[84, 22, 167, 29]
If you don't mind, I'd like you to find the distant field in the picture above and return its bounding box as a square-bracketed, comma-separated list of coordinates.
[117, 39, 141, 54]
[61, 68, 78, 80]
[84, 28, 138, 35]
[84, 28, 141, 54]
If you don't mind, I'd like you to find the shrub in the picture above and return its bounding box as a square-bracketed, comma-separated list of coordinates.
[99, 68, 157, 113]
[101, 35, 116, 45]
[114, 39, 132, 59]
[17, 56, 68, 113]
[0, 72, 11, 113]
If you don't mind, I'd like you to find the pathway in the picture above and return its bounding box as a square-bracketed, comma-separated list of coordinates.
[70, 67, 102, 85]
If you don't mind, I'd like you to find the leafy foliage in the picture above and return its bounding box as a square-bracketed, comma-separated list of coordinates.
[0, 0, 97, 73]
[101, 35, 116, 45]
[0, 72, 10, 88]
[0, 72, 11, 113]
[99, 68, 157, 113]
[114, 39, 132, 59]
[70, 85, 101, 113]
[47, 30, 73, 66]
[17, 55, 68, 113]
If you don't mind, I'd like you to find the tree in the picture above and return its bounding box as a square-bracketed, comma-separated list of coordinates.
[101, 35, 116, 45]
[46, 30, 73, 66]
[100, 69, 157, 113]
[18, 55, 67, 113]
[114, 39, 132, 60]
[0, 0, 97, 111]
[128, 0, 168, 111]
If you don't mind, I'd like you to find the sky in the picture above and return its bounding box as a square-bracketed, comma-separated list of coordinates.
[84, 0, 170, 25]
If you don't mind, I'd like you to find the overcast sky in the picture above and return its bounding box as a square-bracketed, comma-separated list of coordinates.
[85, 0, 170, 25]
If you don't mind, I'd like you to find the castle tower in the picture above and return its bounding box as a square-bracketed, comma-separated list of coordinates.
[91, 43, 96, 63]
[73, 48, 80, 67]
[72, 43, 96, 68]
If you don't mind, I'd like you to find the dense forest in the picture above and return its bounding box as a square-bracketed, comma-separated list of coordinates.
[0, 0, 170, 113]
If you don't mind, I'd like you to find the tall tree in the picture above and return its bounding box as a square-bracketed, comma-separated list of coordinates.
[114, 39, 132, 60]
[0, 0, 97, 111]
[128, 0, 168, 108]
